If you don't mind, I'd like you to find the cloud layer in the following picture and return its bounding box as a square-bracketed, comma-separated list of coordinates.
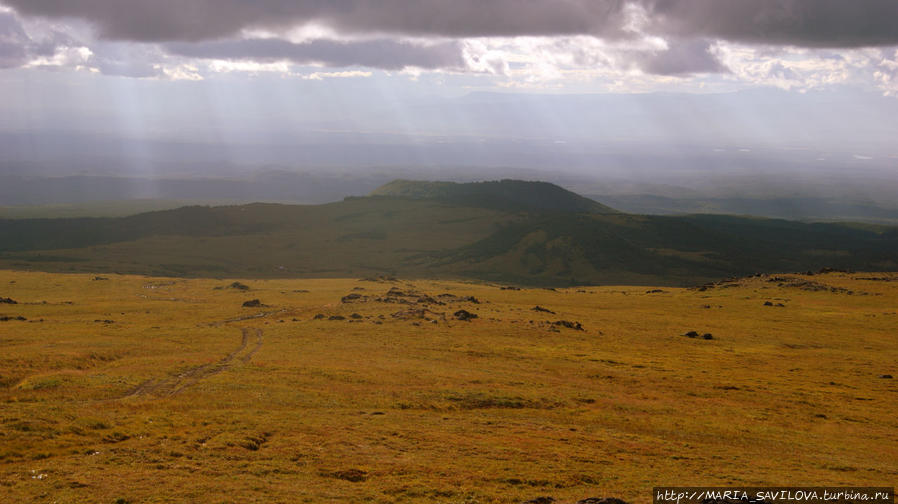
[6, 0, 898, 47]
[2, 0, 898, 92]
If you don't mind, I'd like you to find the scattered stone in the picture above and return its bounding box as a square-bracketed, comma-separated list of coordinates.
[702, 333, 714, 340]
[0, 297, 17, 304]
[500, 286, 521, 291]
[461, 296, 481, 304]
[350, 313, 363, 319]
[341, 293, 366, 303]
[242, 299, 263, 308]
[392, 308, 430, 320]
[684, 331, 699, 338]
[879, 374, 893, 379]
[417, 296, 443, 305]
[312, 313, 326, 320]
[531, 306, 555, 314]
[553, 320, 583, 331]
[92, 276, 109, 281]
[764, 301, 774, 306]
[645, 289, 665, 294]
[229, 282, 250, 291]
[454, 309, 478, 321]
[328, 315, 346, 321]
[521, 498, 554, 504]
[0, 315, 26, 322]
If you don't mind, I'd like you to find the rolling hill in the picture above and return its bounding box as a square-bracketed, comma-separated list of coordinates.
[0, 180, 895, 286]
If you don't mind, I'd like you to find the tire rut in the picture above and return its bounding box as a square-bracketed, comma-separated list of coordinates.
[123, 326, 262, 399]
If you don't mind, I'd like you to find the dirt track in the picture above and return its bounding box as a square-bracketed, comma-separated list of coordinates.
[123, 326, 263, 398]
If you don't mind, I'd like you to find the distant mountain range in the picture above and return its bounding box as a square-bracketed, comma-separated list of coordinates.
[1, 180, 895, 286]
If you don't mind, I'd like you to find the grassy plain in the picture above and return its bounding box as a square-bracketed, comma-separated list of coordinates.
[0, 270, 896, 503]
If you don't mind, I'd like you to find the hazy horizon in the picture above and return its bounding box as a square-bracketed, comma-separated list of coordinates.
[2, 1, 898, 216]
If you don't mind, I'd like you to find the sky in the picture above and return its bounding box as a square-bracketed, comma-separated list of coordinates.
[1, 1, 898, 186]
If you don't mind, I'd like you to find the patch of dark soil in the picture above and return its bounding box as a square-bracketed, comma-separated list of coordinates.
[239, 433, 270, 451]
[322, 468, 368, 482]
[102, 432, 130, 443]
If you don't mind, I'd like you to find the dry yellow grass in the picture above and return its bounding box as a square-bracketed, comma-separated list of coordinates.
[0, 270, 896, 503]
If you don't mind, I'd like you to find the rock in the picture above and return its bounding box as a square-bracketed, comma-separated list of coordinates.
[702, 333, 714, 340]
[500, 286, 521, 290]
[764, 301, 773, 306]
[645, 289, 665, 294]
[879, 374, 894, 379]
[684, 331, 699, 338]
[341, 293, 365, 303]
[242, 299, 263, 307]
[350, 313, 363, 319]
[521, 498, 554, 504]
[461, 296, 481, 304]
[229, 282, 250, 290]
[392, 308, 429, 320]
[0, 316, 26, 322]
[577, 499, 630, 504]
[328, 315, 346, 321]
[0, 297, 17, 304]
[553, 320, 583, 330]
[454, 309, 478, 321]
[531, 305, 555, 314]
[93, 276, 109, 281]
[312, 313, 326, 320]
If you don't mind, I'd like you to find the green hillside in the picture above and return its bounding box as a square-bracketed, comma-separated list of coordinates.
[370, 179, 618, 214]
[0, 180, 896, 286]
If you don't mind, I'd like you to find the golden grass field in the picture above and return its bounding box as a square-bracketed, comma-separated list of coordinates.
[0, 270, 896, 503]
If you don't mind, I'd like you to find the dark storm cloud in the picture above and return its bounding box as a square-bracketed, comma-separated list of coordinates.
[0, 0, 631, 42]
[166, 38, 465, 70]
[4, 0, 898, 48]
[0, 10, 70, 68]
[645, 0, 898, 48]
